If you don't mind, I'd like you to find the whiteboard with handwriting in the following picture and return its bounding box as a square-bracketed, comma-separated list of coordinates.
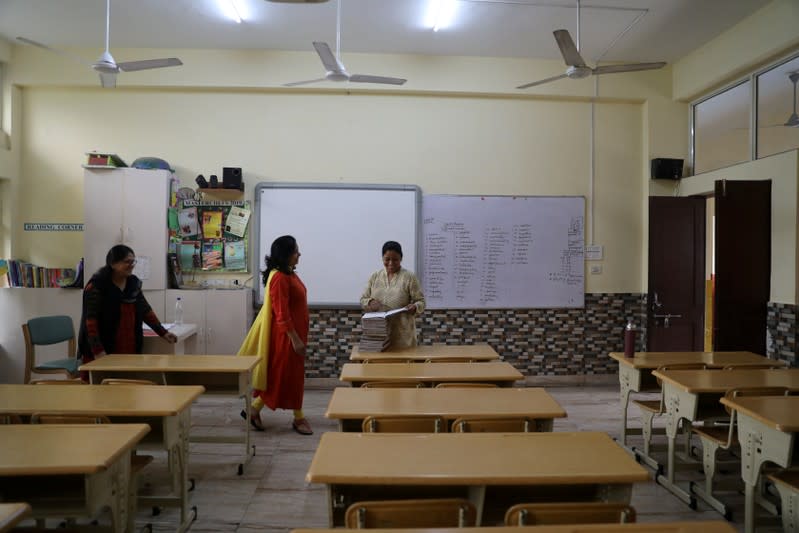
[422, 195, 584, 309]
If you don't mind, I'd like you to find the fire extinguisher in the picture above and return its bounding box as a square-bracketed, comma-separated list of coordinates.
[624, 320, 637, 357]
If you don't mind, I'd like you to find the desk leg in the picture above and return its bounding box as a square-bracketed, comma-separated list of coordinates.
[238, 372, 256, 476]
[468, 485, 486, 526]
[655, 385, 697, 508]
[618, 369, 633, 447]
[173, 409, 196, 533]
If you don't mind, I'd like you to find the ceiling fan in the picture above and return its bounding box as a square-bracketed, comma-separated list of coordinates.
[17, 0, 182, 89]
[783, 72, 799, 127]
[284, 0, 406, 87]
[517, 0, 666, 90]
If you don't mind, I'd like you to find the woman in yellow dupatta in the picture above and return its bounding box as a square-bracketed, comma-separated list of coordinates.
[237, 235, 311, 435]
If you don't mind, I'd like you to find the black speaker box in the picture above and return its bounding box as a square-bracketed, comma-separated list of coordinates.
[223, 167, 243, 190]
[651, 158, 684, 180]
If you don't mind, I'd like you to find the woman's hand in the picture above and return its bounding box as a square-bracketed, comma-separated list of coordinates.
[366, 299, 381, 312]
[292, 339, 307, 357]
[405, 303, 417, 313]
[163, 332, 178, 344]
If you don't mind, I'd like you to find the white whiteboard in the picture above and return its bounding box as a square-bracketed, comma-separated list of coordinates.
[255, 183, 420, 307]
[422, 195, 584, 309]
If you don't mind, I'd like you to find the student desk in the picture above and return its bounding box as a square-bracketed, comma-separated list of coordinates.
[0, 383, 203, 533]
[609, 351, 780, 448]
[80, 354, 259, 475]
[0, 503, 30, 533]
[306, 432, 649, 526]
[339, 361, 523, 388]
[291, 523, 738, 533]
[325, 387, 566, 431]
[650, 368, 799, 511]
[719, 395, 799, 533]
[350, 344, 499, 362]
[142, 323, 198, 354]
[0, 424, 149, 533]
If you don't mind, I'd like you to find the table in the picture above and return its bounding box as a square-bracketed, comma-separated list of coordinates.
[291, 523, 737, 533]
[143, 323, 198, 354]
[650, 368, 799, 511]
[0, 383, 204, 533]
[350, 344, 499, 362]
[325, 387, 566, 431]
[339, 361, 523, 388]
[720, 395, 799, 533]
[0, 503, 31, 533]
[80, 354, 259, 475]
[609, 351, 782, 449]
[306, 432, 649, 526]
[0, 424, 149, 533]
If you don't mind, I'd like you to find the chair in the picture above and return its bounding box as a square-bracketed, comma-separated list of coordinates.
[361, 381, 426, 388]
[31, 413, 111, 424]
[0, 414, 22, 424]
[22, 315, 80, 384]
[630, 363, 708, 462]
[722, 364, 782, 370]
[690, 386, 790, 518]
[451, 417, 534, 433]
[101, 378, 159, 386]
[345, 499, 477, 528]
[504, 502, 636, 525]
[30, 379, 86, 385]
[362, 415, 445, 433]
[425, 357, 475, 363]
[435, 382, 498, 388]
[363, 358, 412, 364]
[767, 469, 799, 533]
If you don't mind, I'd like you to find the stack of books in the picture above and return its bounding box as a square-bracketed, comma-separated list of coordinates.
[359, 307, 407, 352]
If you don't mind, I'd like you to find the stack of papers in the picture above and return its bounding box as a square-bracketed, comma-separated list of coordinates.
[359, 308, 407, 352]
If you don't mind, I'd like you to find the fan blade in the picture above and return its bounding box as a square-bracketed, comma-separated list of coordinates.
[17, 36, 92, 66]
[118, 58, 183, 72]
[313, 42, 344, 73]
[593, 62, 666, 75]
[553, 30, 586, 68]
[785, 113, 799, 127]
[517, 73, 568, 90]
[283, 78, 327, 87]
[349, 74, 406, 85]
[99, 72, 117, 88]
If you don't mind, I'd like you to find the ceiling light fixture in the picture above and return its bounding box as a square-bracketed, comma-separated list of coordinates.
[220, 0, 243, 23]
[425, 0, 457, 32]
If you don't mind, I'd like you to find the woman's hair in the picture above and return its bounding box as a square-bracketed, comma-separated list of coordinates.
[382, 241, 403, 258]
[95, 244, 135, 279]
[263, 235, 297, 284]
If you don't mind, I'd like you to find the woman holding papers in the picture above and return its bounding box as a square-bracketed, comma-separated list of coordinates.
[360, 241, 426, 349]
[78, 245, 177, 375]
[237, 235, 312, 435]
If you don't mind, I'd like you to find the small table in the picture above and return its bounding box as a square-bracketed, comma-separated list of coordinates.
[650, 368, 799, 512]
[0, 384, 204, 533]
[0, 503, 31, 533]
[325, 387, 566, 431]
[0, 424, 149, 533]
[350, 344, 499, 362]
[720, 395, 799, 533]
[143, 323, 198, 354]
[307, 432, 649, 526]
[80, 354, 259, 475]
[339, 361, 523, 388]
[291, 523, 737, 533]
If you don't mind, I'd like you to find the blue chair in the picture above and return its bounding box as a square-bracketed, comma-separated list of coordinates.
[22, 315, 80, 384]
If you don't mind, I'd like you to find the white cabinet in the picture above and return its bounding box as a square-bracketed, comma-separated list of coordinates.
[84, 168, 171, 291]
[166, 289, 252, 355]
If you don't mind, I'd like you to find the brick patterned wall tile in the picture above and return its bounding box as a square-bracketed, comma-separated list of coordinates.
[767, 302, 797, 366]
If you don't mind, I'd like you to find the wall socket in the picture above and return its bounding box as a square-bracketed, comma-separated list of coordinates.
[590, 265, 602, 275]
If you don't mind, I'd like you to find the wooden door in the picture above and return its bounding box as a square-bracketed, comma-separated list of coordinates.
[714, 180, 771, 354]
[647, 197, 706, 351]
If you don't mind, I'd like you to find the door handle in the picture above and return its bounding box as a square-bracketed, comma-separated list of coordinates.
[654, 313, 682, 328]
[651, 291, 663, 311]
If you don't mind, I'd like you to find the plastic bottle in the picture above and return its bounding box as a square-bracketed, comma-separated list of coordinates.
[174, 297, 184, 326]
[624, 319, 636, 357]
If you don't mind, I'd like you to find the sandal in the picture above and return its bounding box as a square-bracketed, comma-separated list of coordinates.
[292, 418, 313, 435]
[240, 409, 265, 432]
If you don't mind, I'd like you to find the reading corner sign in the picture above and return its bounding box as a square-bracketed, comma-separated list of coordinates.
[24, 223, 84, 232]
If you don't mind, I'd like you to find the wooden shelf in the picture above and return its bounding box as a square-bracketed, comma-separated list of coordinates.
[198, 189, 244, 201]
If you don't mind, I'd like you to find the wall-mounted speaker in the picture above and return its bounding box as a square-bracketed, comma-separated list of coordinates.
[223, 167, 243, 190]
[651, 158, 684, 180]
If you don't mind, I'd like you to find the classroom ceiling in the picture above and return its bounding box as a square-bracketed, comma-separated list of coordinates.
[0, 0, 773, 65]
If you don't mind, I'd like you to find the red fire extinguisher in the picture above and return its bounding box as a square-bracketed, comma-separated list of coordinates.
[624, 320, 637, 357]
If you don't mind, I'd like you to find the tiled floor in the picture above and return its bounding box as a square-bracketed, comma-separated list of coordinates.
[25, 384, 788, 532]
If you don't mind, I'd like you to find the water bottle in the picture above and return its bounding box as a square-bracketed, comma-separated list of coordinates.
[624, 319, 636, 357]
[174, 297, 184, 326]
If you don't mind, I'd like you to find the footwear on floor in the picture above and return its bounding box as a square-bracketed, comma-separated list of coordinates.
[292, 418, 313, 435]
[240, 409, 265, 431]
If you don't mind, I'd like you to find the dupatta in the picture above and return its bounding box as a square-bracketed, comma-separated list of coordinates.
[237, 269, 277, 391]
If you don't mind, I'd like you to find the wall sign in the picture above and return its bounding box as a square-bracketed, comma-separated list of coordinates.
[23, 223, 84, 231]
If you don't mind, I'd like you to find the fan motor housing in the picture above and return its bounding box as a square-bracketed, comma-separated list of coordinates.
[566, 66, 592, 80]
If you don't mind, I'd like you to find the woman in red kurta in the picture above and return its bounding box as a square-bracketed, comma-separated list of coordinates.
[237, 235, 312, 435]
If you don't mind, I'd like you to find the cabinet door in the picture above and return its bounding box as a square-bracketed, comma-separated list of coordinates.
[205, 290, 250, 355]
[84, 169, 125, 278]
[166, 289, 207, 352]
[121, 169, 169, 290]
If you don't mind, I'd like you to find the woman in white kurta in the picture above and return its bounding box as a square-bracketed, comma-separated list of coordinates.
[360, 241, 426, 349]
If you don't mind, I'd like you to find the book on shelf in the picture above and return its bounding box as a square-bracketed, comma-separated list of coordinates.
[82, 152, 128, 169]
[2, 259, 79, 288]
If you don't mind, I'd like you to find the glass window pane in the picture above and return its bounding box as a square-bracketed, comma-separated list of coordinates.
[693, 81, 751, 174]
[756, 55, 799, 159]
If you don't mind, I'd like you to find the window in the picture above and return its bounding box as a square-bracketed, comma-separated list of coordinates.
[756, 55, 799, 159]
[692, 80, 751, 175]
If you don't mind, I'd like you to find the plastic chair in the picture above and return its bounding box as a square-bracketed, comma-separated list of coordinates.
[435, 382, 498, 388]
[504, 502, 636, 525]
[690, 386, 790, 518]
[30, 379, 86, 385]
[361, 381, 426, 388]
[31, 413, 111, 424]
[452, 417, 534, 433]
[345, 499, 477, 528]
[362, 415, 445, 433]
[101, 378, 159, 386]
[22, 315, 80, 384]
[0, 414, 22, 424]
